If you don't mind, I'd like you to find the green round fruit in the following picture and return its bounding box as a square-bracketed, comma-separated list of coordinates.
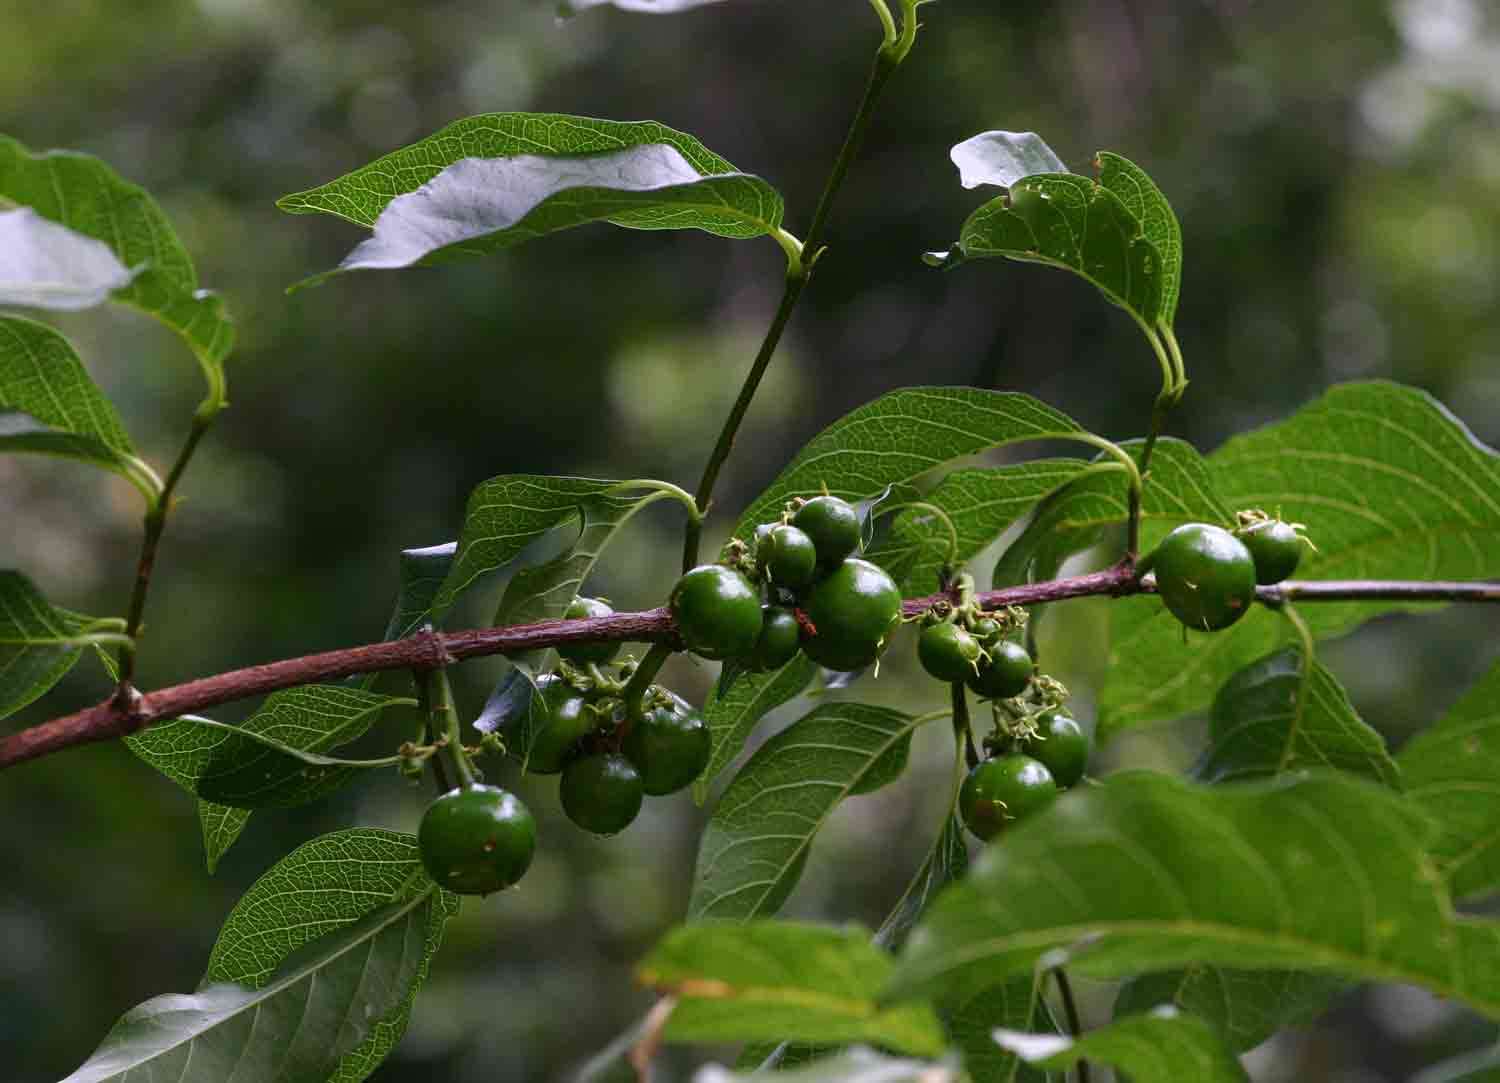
[792, 495, 862, 568]
[750, 605, 802, 671]
[918, 622, 981, 683]
[959, 755, 1057, 841]
[1238, 519, 1303, 585]
[1148, 523, 1258, 631]
[968, 616, 1002, 645]
[560, 753, 644, 835]
[670, 564, 764, 660]
[800, 558, 903, 672]
[762, 524, 819, 590]
[418, 784, 536, 895]
[623, 703, 711, 795]
[966, 640, 1033, 699]
[1019, 710, 1089, 788]
[524, 677, 596, 774]
[558, 597, 620, 666]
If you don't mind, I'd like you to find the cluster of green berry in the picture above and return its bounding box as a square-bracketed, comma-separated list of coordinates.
[959, 707, 1089, 840]
[671, 494, 904, 673]
[526, 598, 712, 834]
[416, 595, 714, 896]
[1144, 511, 1310, 632]
[912, 591, 1092, 840]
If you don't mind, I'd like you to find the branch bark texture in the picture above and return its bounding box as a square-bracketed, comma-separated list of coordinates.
[2, 575, 1496, 772]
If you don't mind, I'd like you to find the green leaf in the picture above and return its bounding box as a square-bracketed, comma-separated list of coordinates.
[994, 1007, 1249, 1082]
[950, 131, 1067, 190]
[1202, 647, 1399, 786]
[695, 654, 819, 803]
[0, 317, 132, 451]
[279, 114, 783, 284]
[1210, 382, 1500, 637]
[931, 175, 1165, 332]
[1401, 659, 1500, 901]
[691, 704, 939, 920]
[638, 921, 947, 1057]
[0, 411, 160, 502]
[0, 570, 97, 721]
[203, 829, 459, 1083]
[867, 460, 1089, 596]
[1095, 151, 1183, 326]
[888, 771, 1500, 1017]
[127, 685, 408, 808]
[381, 542, 457, 642]
[197, 801, 250, 875]
[875, 812, 969, 952]
[945, 978, 1054, 1083]
[732, 388, 1089, 548]
[0, 317, 160, 500]
[696, 1048, 957, 1083]
[998, 437, 1224, 585]
[1114, 967, 1344, 1054]
[432, 475, 635, 619]
[63, 830, 456, 1083]
[1103, 382, 1500, 731]
[493, 487, 672, 630]
[0, 135, 234, 405]
[0, 207, 139, 309]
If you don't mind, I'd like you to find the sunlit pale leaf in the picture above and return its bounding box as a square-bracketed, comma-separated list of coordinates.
[280, 115, 782, 284]
[1103, 382, 1500, 731]
[950, 131, 1067, 190]
[1401, 659, 1500, 901]
[639, 921, 946, 1057]
[889, 772, 1500, 1017]
[1202, 647, 1399, 786]
[0, 207, 138, 309]
[0, 135, 233, 404]
[63, 830, 456, 1083]
[691, 704, 938, 920]
[994, 1007, 1248, 1082]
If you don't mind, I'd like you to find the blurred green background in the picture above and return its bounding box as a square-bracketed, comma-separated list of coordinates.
[4, 0, 1499, 1079]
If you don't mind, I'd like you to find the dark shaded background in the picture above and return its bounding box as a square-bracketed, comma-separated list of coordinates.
[4, 1, 1499, 1079]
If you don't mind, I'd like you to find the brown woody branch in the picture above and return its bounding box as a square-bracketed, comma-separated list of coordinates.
[2, 571, 1497, 772]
